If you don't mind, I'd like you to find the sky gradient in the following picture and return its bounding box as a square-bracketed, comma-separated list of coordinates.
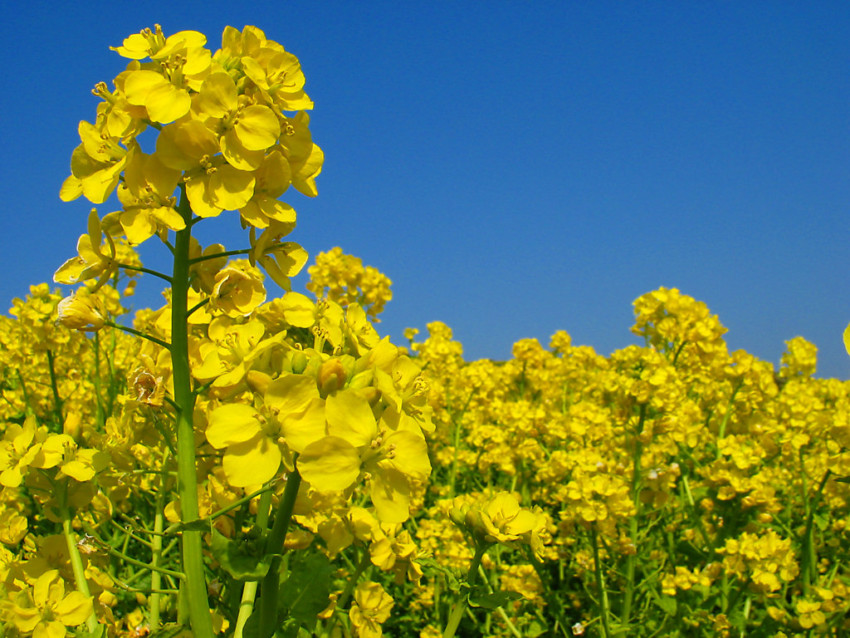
[1, 1, 848, 377]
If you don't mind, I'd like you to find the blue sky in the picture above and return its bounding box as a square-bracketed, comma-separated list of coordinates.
[1, 1, 848, 377]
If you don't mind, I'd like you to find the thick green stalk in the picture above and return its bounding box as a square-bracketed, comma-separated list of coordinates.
[259, 469, 303, 638]
[172, 197, 215, 637]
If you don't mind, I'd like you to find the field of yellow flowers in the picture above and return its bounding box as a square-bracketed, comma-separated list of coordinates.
[1, 23, 848, 638]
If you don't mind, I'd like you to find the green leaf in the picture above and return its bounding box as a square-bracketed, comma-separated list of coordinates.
[813, 512, 829, 531]
[653, 594, 677, 615]
[418, 556, 462, 593]
[467, 586, 523, 609]
[211, 528, 276, 581]
[278, 552, 333, 630]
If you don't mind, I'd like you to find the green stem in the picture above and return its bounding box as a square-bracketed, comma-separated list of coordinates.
[60, 496, 99, 633]
[172, 192, 215, 638]
[621, 403, 646, 625]
[45, 349, 64, 429]
[717, 379, 743, 443]
[442, 544, 488, 638]
[234, 488, 274, 638]
[591, 525, 612, 638]
[149, 447, 170, 631]
[476, 565, 522, 638]
[105, 321, 171, 350]
[259, 469, 303, 638]
[116, 261, 173, 284]
[188, 247, 252, 265]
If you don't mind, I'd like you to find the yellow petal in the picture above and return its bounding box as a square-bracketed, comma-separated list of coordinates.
[369, 468, 410, 523]
[197, 72, 237, 118]
[52, 591, 94, 626]
[326, 390, 376, 448]
[34, 620, 68, 638]
[206, 404, 262, 448]
[280, 397, 326, 453]
[234, 105, 280, 151]
[280, 292, 315, 327]
[844, 322, 850, 356]
[298, 437, 361, 492]
[265, 374, 320, 415]
[209, 165, 255, 211]
[223, 434, 281, 487]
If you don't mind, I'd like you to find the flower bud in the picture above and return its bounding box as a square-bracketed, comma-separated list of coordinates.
[291, 350, 309, 374]
[317, 358, 346, 396]
[247, 370, 273, 394]
[56, 291, 106, 331]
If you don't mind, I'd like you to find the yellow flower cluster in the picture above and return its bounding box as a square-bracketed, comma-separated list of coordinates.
[56, 24, 321, 292]
[307, 248, 393, 321]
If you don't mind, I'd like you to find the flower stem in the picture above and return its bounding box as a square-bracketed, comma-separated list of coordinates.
[234, 488, 274, 638]
[259, 469, 303, 638]
[622, 402, 647, 625]
[149, 447, 170, 631]
[60, 495, 99, 633]
[591, 524, 612, 638]
[442, 544, 488, 638]
[171, 193, 215, 637]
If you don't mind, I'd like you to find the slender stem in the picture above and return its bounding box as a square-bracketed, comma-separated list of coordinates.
[116, 262, 173, 284]
[335, 550, 372, 617]
[234, 488, 274, 638]
[59, 481, 98, 633]
[45, 350, 64, 429]
[717, 379, 743, 443]
[149, 447, 170, 630]
[442, 544, 488, 638]
[104, 321, 171, 350]
[259, 469, 303, 638]
[622, 403, 646, 624]
[172, 191, 215, 638]
[188, 248, 252, 265]
[591, 525, 612, 638]
[476, 565, 522, 638]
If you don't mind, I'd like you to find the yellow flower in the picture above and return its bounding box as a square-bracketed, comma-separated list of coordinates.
[796, 599, 825, 629]
[54, 210, 117, 287]
[56, 290, 106, 332]
[0, 416, 44, 488]
[349, 581, 393, 638]
[204, 402, 286, 488]
[1, 569, 93, 638]
[209, 260, 267, 317]
[59, 121, 128, 205]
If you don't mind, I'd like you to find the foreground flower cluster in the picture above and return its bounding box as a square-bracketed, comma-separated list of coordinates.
[0, 22, 848, 638]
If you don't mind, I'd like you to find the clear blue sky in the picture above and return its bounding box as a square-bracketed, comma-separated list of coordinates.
[2, 1, 848, 377]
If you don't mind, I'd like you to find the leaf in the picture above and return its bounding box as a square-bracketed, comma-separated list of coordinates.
[211, 528, 276, 581]
[278, 552, 332, 630]
[652, 594, 677, 615]
[418, 556, 462, 593]
[814, 512, 829, 531]
[467, 586, 523, 609]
